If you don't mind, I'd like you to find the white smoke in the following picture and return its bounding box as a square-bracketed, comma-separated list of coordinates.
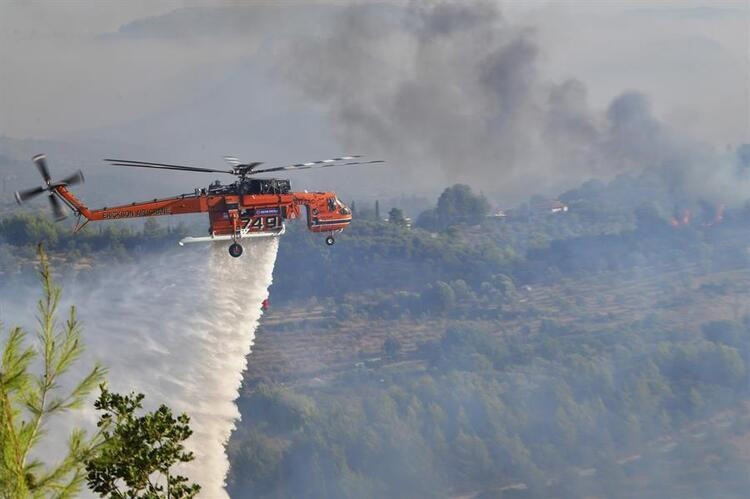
[3, 239, 278, 497]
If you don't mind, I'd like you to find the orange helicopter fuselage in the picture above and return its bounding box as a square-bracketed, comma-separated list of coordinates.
[54, 184, 352, 237]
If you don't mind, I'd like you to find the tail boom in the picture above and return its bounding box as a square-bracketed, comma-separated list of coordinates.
[55, 186, 205, 221]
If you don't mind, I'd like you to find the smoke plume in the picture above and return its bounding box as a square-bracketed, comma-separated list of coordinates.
[2, 239, 279, 497]
[276, 0, 747, 203]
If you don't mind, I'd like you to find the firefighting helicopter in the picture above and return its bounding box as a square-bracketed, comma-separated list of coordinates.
[14, 153, 384, 257]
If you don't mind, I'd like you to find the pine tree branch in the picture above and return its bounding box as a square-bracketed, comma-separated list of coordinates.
[2, 245, 107, 495]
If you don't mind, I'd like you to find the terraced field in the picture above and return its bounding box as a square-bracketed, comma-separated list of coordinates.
[247, 262, 750, 385]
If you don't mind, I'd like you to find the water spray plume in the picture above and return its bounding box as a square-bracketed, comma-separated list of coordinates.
[51, 239, 280, 496]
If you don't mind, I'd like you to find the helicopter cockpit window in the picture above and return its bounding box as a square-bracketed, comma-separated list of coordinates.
[335, 197, 351, 215]
[327, 197, 336, 212]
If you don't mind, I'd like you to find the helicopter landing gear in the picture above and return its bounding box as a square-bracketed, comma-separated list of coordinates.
[325, 235, 335, 246]
[228, 242, 243, 258]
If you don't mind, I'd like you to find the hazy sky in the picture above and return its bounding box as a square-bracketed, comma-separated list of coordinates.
[1, 0, 748, 202]
[1, 1, 745, 141]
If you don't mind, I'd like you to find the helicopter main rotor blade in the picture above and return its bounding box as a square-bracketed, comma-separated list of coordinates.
[104, 155, 384, 177]
[48, 193, 66, 221]
[251, 159, 385, 175]
[104, 159, 232, 175]
[33, 154, 51, 183]
[272, 155, 361, 170]
[15, 186, 46, 204]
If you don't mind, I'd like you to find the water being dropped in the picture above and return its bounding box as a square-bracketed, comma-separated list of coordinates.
[64, 239, 279, 497]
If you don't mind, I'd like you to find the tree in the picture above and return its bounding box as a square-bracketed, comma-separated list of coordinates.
[635, 202, 667, 233]
[453, 430, 491, 482]
[383, 337, 402, 359]
[701, 320, 742, 347]
[388, 208, 406, 226]
[417, 184, 490, 231]
[491, 274, 517, 299]
[415, 208, 439, 231]
[142, 218, 164, 238]
[0, 245, 106, 498]
[421, 281, 456, 313]
[85, 386, 200, 498]
[436, 185, 490, 227]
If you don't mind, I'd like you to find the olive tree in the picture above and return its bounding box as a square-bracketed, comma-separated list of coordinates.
[85, 387, 200, 498]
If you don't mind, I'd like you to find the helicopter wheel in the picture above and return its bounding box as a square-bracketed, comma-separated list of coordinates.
[228, 242, 243, 258]
[325, 235, 335, 246]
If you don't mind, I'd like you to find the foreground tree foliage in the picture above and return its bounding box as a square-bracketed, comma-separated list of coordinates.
[0, 245, 106, 498]
[85, 386, 200, 499]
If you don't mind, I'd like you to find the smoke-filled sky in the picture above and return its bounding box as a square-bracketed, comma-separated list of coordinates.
[1, 0, 748, 203]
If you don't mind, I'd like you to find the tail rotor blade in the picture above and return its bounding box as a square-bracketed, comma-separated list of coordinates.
[48, 193, 67, 221]
[33, 154, 51, 183]
[60, 170, 85, 186]
[15, 186, 46, 204]
[19, 154, 78, 220]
